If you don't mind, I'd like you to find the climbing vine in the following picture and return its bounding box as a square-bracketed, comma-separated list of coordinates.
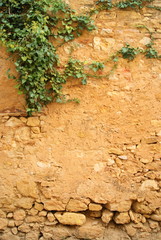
[0, 0, 160, 115]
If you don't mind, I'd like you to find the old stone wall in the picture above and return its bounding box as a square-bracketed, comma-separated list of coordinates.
[0, 0, 161, 239]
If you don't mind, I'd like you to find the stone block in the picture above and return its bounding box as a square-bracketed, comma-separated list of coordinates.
[55, 212, 86, 226]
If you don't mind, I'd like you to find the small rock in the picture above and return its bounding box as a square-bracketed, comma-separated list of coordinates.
[132, 201, 153, 214]
[140, 180, 159, 191]
[28, 208, 38, 216]
[7, 212, 13, 218]
[148, 219, 159, 229]
[13, 209, 26, 221]
[47, 212, 56, 222]
[31, 127, 40, 134]
[105, 200, 132, 212]
[34, 202, 44, 211]
[11, 227, 18, 235]
[55, 212, 86, 226]
[0, 209, 6, 218]
[114, 212, 130, 224]
[125, 223, 137, 237]
[101, 209, 113, 224]
[150, 214, 161, 221]
[16, 179, 39, 198]
[139, 37, 151, 45]
[15, 197, 34, 209]
[5, 117, 23, 127]
[118, 155, 128, 160]
[8, 220, 15, 227]
[108, 148, 124, 155]
[89, 203, 102, 211]
[18, 223, 31, 233]
[39, 211, 47, 217]
[26, 117, 40, 127]
[66, 199, 88, 212]
[0, 218, 8, 230]
[129, 210, 145, 224]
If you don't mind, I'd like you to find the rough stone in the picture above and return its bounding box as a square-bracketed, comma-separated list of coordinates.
[0, 209, 6, 218]
[25, 216, 45, 223]
[28, 208, 38, 216]
[101, 209, 114, 224]
[140, 180, 159, 191]
[15, 197, 34, 209]
[47, 212, 56, 222]
[125, 223, 137, 237]
[44, 198, 66, 211]
[55, 212, 86, 226]
[108, 148, 124, 155]
[5, 117, 23, 127]
[114, 212, 131, 224]
[129, 210, 146, 224]
[66, 199, 88, 212]
[76, 219, 105, 239]
[89, 203, 102, 211]
[26, 117, 40, 127]
[13, 209, 26, 221]
[132, 201, 154, 214]
[150, 214, 161, 221]
[16, 179, 39, 198]
[8, 220, 15, 227]
[34, 202, 44, 211]
[11, 227, 18, 235]
[18, 223, 31, 233]
[0, 218, 8, 230]
[105, 200, 132, 212]
[14, 127, 30, 141]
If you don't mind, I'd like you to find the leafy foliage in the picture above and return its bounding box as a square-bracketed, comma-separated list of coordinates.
[0, 0, 95, 115]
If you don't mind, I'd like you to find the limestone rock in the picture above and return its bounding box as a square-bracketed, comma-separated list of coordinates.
[55, 212, 86, 226]
[125, 223, 137, 237]
[105, 200, 132, 212]
[5, 117, 23, 127]
[114, 212, 130, 224]
[66, 199, 88, 212]
[47, 212, 56, 222]
[132, 201, 154, 214]
[15, 197, 34, 209]
[139, 37, 151, 45]
[11, 227, 18, 235]
[26, 231, 39, 240]
[44, 198, 66, 211]
[16, 179, 39, 198]
[103, 226, 131, 240]
[150, 214, 161, 221]
[0, 218, 8, 230]
[8, 220, 15, 227]
[18, 223, 31, 233]
[129, 210, 145, 223]
[14, 127, 30, 141]
[27, 117, 40, 127]
[13, 209, 26, 221]
[108, 148, 124, 155]
[34, 202, 44, 211]
[140, 180, 159, 191]
[25, 216, 45, 223]
[28, 208, 38, 216]
[89, 203, 102, 211]
[76, 218, 105, 239]
[101, 209, 113, 224]
[0, 209, 6, 218]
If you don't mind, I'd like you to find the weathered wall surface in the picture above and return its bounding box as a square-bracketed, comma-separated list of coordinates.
[0, 0, 161, 239]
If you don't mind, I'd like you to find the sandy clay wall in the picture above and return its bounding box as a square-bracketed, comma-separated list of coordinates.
[0, 0, 161, 239]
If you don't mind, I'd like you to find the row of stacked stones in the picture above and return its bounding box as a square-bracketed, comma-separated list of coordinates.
[0, 198, 161, 240]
